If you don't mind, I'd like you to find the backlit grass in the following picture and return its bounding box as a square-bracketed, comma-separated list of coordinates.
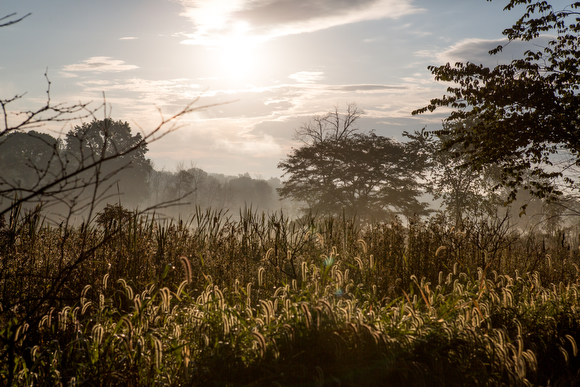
[1, 205, 580, 386]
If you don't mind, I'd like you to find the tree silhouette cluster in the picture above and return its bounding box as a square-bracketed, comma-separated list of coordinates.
[1, 119, 280, 219]
[0, 119, 153, 217]
[148, 168, 278, 216]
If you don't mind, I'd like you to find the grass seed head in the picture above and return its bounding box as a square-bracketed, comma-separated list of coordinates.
[179, 256, 193, 284]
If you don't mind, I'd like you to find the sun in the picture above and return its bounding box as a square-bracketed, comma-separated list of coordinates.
[219, 40, 256, 79]
[216, 22, 260, 80]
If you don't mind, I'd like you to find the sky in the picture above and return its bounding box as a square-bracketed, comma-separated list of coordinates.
[1, 0, 570, 178]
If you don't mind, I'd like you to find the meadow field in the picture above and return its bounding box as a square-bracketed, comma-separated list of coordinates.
[1, 204, 580, 386]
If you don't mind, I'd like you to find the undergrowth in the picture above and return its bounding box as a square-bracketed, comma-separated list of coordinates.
[1, 205, 580, 386]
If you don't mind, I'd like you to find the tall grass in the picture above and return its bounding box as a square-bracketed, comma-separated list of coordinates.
[1, 205, 579, 386]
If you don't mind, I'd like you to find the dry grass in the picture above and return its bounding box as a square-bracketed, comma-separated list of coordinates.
[1, 206, 580, 386]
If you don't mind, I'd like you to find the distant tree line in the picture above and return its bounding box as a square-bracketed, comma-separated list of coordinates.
[0, 119, 150, 216]
[0, 118, 282, 220]
[147, 168, 282, 217]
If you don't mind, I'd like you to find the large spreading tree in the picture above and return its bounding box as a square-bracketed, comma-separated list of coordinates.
[412, 0, 580, 202]
[278, 104, 428, 220]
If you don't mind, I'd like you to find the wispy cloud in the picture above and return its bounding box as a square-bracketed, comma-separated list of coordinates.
[62, 57, 139, 73]
[46, 69, 444, 175]
[417, 36, 553, 67]
[177, 0, 424, 46]
[76, 78, 203, 110]
[363, 37, 382, 43]
[421, 38, 506, 64]
[288, 71, 324, 83]
[215, 133, 282, 156]
[327, 84, 407, 92]
[120, 37, 138, 40]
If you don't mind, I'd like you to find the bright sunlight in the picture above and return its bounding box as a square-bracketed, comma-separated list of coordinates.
[216, 22, 260, 79]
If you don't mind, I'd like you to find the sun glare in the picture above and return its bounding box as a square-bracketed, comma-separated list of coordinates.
[216, 22, 261, 80]
[219, 41, 256, 79]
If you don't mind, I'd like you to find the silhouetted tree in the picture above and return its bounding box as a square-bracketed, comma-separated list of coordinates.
[278, 104, 428, 220]
[413, 1, 580, 202]
[227, 174, 275, 211]
[405, 126, 503, 227]
[64, 118, 153, 206]
[0, 130, 60, 192]
[161, 166, 207, 210]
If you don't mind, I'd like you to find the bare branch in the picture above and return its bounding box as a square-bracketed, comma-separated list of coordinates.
[0, 12, 31, 28]
[294, 103, 363, 145]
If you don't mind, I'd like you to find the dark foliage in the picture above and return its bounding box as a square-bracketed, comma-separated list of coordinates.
[65, 118, 153, 206]
[413, 1, 580, 201]
[0, 131, 60, 192]
[279, 105, 429, 220]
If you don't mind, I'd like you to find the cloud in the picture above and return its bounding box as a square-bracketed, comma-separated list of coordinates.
[288, 71, 324, 83]
[44, 69, 445, 177]
[59, 72, 79, 78]
[327, 84, 407, 92]
[418, 36, 554, 67]
[177, 0, 424, 46]
[427, 38, 507, 64]
[120, 37, 138, 40]
[62, 57, 139, 73]
[363, 37, 383, 43]
[74, 77, 205, 114]
[215, 133, 282, 156]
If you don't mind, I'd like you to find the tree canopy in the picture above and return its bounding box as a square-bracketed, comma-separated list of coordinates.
[278, 104, 428, 220]
[405, 127, 505, 227]
[412, 0, 580, 201]
[65, 118, 152, 205]
[0, 130, 59, 190]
